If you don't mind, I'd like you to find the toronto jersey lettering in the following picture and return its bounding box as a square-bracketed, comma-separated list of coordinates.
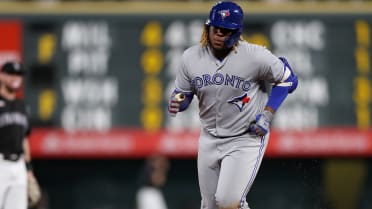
[191, 73, 251, 91]
[0, 96, 30, 154]
[175, 41, 285, 137]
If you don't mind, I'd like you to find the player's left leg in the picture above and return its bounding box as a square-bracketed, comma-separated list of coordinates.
[215, 134, 270, 209]
[3, 184, 27, 209]
[3, 158, 27, 209]
[0, 157, 13, 208]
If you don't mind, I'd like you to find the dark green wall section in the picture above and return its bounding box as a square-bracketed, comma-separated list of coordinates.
[32, 158, 372, 209]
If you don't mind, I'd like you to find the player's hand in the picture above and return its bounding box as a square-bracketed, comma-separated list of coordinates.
[27, 171, 42, 208]
[168, 93, 185, 117]
[249, 110, 274, 137]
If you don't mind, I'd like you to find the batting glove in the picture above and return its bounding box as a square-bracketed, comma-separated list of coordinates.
[249, 110, 274, 137]
[168, 93, 185, 117]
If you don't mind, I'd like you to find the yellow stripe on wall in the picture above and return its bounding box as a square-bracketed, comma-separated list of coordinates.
[0, 1, 372, 15]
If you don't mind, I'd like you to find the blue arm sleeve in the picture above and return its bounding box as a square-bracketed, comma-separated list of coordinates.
[266, 86, 289, 112]
[266, 57, 298, 112]
[172, 90, 194, 112]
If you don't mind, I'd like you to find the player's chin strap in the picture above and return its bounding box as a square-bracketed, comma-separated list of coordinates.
[224, 28, 242, 48]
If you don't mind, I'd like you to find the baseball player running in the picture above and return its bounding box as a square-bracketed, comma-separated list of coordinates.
[168, 1, 298, 209]
[0, 61, 40, 209]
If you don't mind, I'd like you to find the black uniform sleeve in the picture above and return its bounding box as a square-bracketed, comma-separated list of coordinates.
[25, 103, 32, 137]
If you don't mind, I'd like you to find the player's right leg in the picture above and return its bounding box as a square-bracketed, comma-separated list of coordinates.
[0, 156, 27, 209]
[0, 185, 9, 209]
[2, 185, 27, 209]
[0, 158, 12, 208]
[198, 131, 220, 209]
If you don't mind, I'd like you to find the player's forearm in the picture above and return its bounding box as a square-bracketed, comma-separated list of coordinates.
[265, 56, 298, 112]
[23, 139, 34, 172]
[23, 138, 31, 162]
[265, 86, 289, 112]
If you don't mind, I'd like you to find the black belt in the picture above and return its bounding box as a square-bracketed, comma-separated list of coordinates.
[212, 129, 252, 139]
[0, 153, 21, 162]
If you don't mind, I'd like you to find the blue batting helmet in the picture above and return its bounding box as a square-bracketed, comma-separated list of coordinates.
[206, 1, 243, 47]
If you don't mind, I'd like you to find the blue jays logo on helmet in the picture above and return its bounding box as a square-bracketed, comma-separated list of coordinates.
[207, 1, 243, 30]
[218, 10, 230, 19]
[206, 1, 244, 48]
[227, 93, 250, 112]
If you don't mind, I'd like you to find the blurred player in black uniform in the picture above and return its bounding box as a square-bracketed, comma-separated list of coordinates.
[0, 61, 40, 209]
[136, 155, 170, 209]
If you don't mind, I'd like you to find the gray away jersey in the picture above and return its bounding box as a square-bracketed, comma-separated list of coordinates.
[175, 41, 285, 137]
